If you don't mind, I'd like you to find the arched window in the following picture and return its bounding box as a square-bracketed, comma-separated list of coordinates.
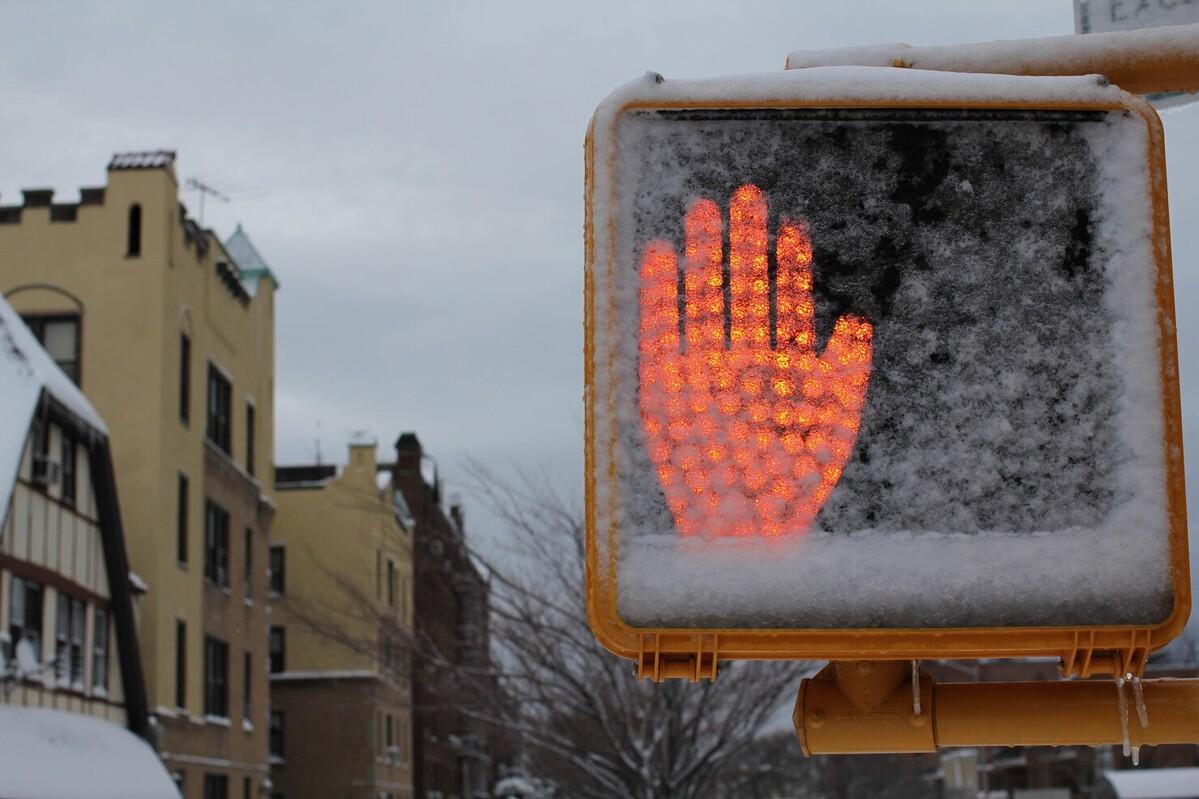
[6, 284, 86, 386]
[127, 204, 142, 257]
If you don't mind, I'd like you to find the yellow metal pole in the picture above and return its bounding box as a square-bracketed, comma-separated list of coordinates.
[937, 679, 1199, 748]
[797, 662, 1199, 755]
[785, 23, 1199, 97]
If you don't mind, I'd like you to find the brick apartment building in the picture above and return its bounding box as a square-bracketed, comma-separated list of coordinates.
[386, 433, 512, 799]
[271, 440, 415, 798]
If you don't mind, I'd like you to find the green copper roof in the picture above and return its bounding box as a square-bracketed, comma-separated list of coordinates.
[224, 224, 280, 292]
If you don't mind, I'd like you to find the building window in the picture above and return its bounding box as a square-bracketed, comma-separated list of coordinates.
[22, 315, 81, 385]
[269, 710, 284, 758]
[54, 595, 84, 687]
[175, 621, 187, 709]
[245, 402, 255, 477]
[244, 528, 253, 599]
[206, 364, 232, 454]
[387, 560, 396, 608]
[242, 777, 251, 799]
[242, 651, 252, 722]
[127, 204, 142, 257]
[69, 600, 84, 685]
[180, 334, 191, 424]
[8, 576, 44, 670]
[398, 576, 407, 621]
[177, 474, 189, 565]
[92, 608, 109, 693]
[381, 635, 393, 677]
[268, 626, 285, 674]
[203, 636, 229, 718]
[204, 500, 230, 588]
[269, 546, 284, 595]
[203, 774, 228, 799]
[29, 416, 50, 490]
[60, 432, 77, 507]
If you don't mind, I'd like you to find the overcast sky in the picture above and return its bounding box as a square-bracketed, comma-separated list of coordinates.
[3, 1, 1198, 620]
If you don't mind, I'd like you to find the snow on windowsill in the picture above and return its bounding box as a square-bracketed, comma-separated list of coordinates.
[204, 714, 231, 728]
[269, 669, 378, 682]
[128, 572, 149, 593]
[153, 705, 188, 720]
[203, 438, 261, 491]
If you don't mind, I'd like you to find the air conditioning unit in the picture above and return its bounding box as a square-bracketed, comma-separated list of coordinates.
[31, 455, 60, 487]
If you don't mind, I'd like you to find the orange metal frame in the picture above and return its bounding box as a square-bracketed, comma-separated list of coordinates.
[583, 87, 1189, 680]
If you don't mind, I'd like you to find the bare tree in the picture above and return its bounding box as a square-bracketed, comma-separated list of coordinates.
[279, 550, 413, 681]
[464, 464, 810, 799]
[278, 461, 810, 798]
[273, 474, 416, 682]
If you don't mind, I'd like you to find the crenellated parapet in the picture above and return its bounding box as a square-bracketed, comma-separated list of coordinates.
[0, 186, 105, 225]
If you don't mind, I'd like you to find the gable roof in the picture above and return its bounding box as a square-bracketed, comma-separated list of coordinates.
[0, 296, 106, 520]
[0, 295, 151, 739]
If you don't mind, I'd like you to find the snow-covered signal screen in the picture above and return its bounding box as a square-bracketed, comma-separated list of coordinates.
[584, 69, 1188, 669]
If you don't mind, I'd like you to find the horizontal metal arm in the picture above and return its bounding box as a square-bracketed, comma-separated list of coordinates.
[796, 661, 1199, 755]
[785, 23, 1199, 96]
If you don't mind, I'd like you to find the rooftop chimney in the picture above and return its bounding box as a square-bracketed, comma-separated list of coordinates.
[394, 432, 422, 475]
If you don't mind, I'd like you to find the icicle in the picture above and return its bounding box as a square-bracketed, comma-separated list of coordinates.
[1130, 674, 1149, 728]
[1131, 745, 1140, 767]
[911, 660, 921, 716]
[1116, 676, 1130, 757]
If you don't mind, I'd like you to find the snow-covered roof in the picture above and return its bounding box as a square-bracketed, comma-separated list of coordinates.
[107, 150, 175, 170]
[1103, 768, 1199, 799]
[495, 775, 538, 797]
[224, 224, 280, 296]
[0, 706, 178, 799]
[0, 295, 107, 521]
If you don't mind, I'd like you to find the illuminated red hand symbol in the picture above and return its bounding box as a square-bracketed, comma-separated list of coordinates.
[639, 184, 874, 537]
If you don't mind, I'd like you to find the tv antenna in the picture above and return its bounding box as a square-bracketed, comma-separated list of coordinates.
[185, 177, 230, 225]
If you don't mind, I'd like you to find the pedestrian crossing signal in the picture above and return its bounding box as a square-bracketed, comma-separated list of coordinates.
[584, 68, 1188, 677]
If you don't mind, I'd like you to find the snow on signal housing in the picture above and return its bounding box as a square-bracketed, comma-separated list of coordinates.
[583, 71, 1188, 679]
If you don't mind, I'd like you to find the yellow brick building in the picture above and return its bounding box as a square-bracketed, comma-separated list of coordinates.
[272, 440, 415, 799]
[0, 151, 278, 798]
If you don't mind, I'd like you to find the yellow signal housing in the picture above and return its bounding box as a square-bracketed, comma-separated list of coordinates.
[583, 69, 1188, 682]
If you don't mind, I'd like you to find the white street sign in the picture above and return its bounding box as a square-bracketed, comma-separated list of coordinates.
[1077, 0, 1199, 34]
[1076, 0, 1199, 107]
